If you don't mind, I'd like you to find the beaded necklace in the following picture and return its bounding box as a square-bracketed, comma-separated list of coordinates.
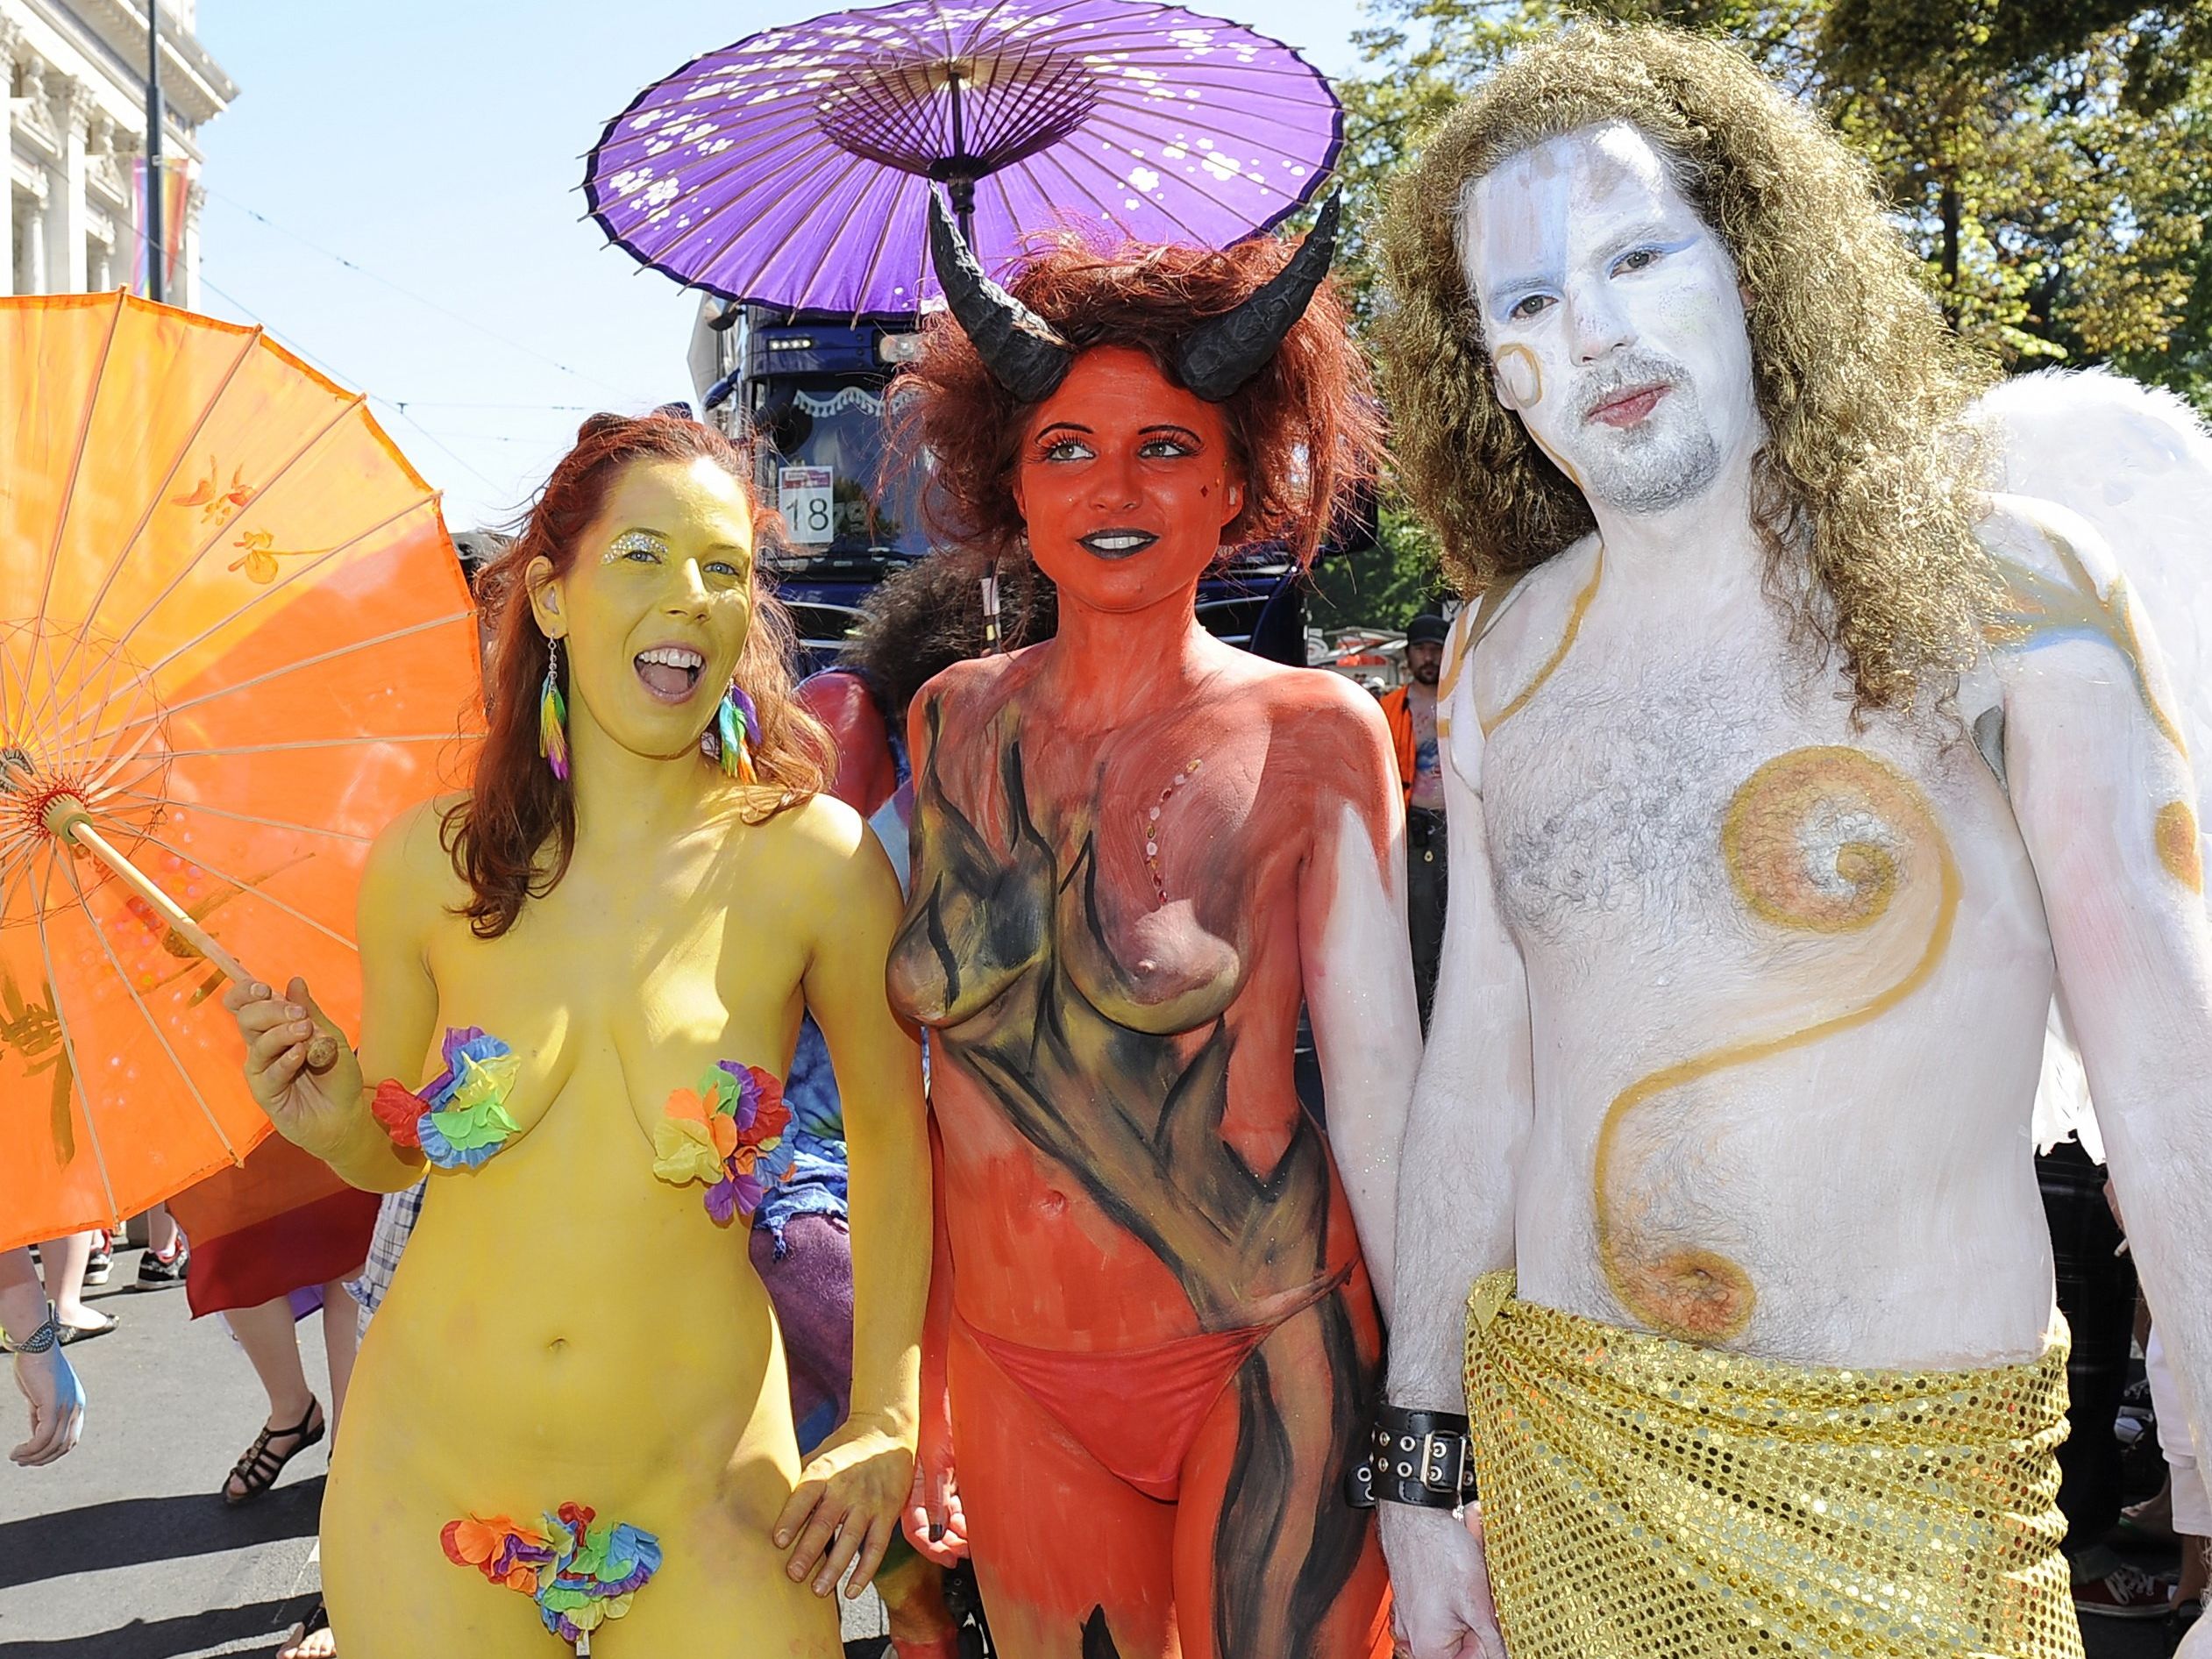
[1142, 758, 1204, 905]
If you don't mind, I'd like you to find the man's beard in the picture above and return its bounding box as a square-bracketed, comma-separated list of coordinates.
[1412, 663, 1441, 686]
[1562, 350, 1723, 516]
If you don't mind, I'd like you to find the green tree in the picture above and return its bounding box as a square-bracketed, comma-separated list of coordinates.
[1337, 0, 2212, 375]
[1822, 3, 2212, 368]
[1308, 499, 1447, 635]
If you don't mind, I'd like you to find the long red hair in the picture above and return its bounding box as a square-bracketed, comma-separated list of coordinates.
[447, 413, 829, 939]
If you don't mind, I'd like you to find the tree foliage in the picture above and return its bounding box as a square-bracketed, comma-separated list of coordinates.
[1321, 0, 2212, 623]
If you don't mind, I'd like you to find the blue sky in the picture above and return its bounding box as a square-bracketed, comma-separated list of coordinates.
[193, 0, 1373, 531]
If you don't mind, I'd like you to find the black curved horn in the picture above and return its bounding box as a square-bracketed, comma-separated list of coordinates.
[1174, 192, 1341, 402]
[928, 191, 1074, 404]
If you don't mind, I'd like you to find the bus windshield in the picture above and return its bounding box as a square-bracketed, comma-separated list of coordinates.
[761, 383, 931, 558]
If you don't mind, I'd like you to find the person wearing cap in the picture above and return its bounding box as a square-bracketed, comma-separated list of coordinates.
[1381, 613, 1452, 1029]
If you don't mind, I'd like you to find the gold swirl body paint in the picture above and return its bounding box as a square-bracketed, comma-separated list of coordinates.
[1594, 745, 1961, 1343]
[1443, 342, 1595, 748]
[2157, 800, 2203, 892]
[1479, 549, 1604, 738]
[1492, 343, 1586, 490]
[1989, 530, 2201, 891]
[1435, 605, 1481, 748]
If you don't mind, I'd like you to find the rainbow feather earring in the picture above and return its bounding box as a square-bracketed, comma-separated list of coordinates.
[538, 637, 570, 781]
[715, 682, 761, 783]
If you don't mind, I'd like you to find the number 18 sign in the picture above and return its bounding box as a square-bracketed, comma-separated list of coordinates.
[778, 466, 835, 546]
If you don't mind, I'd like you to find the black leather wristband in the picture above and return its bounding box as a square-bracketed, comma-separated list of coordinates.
[1345, 1403, 1477, 1511]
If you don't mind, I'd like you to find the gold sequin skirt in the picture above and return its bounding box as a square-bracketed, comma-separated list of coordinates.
[1462, 1271, 2080, 1659]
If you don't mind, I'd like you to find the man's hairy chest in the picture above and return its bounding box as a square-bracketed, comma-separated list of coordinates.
[1479, 641, 1978, 961]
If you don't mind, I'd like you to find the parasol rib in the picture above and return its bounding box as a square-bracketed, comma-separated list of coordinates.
[79, 609, 475, 757]
[46, 813, 345, 1073]
[30, 858, 121, 1230]
[788, 151, 904, 310]
[665, 142, 883, 305]
[79, 751, 176, 810]
[39, 324, 267, 722]
[91, 394, 372, 678]
[616, 117, 872, 281]
[77, 706, 165, 798]
[157, 732, 452, 758]
[127, 830, 358, 953]
[47, 493, 444, 762]
[23, 294, 129, 747]
[60, 857, 242, 1165]
[1059, 110, 1313, 228]
[103, 792, 374, 845]
[45, 808, 252, 984]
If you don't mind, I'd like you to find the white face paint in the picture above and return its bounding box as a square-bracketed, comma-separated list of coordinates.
[1460, 123, 1761, 517]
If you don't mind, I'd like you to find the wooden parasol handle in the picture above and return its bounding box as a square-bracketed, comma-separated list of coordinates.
[45, 799, 342, 1071]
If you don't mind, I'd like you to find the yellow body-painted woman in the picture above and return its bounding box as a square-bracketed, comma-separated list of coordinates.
[224, 417, 929, 1657]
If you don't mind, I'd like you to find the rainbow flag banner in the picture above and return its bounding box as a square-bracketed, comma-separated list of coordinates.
[132, 155, 195, 296]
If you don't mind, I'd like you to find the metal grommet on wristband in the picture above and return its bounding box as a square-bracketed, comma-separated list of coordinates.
[1344, 1402, 1478, 1514]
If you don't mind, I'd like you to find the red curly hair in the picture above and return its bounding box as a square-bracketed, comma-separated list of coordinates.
[898, 231, 1381, 566]
[448, 413, 829, 939]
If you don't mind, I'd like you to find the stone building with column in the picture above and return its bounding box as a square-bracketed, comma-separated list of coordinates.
[3, 0, 233, 304]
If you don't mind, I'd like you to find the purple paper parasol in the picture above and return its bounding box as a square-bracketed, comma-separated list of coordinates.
[584, 0, 1343, 317]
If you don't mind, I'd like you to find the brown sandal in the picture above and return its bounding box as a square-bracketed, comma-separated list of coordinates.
[222, 1399, 324, 1505]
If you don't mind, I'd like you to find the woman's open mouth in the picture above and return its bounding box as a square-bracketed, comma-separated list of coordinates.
[635, 644, 707, 704]
[1078, 529, 1159, 559]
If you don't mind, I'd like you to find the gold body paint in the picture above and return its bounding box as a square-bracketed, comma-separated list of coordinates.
[1480, 550, 1604, 737]
[1594, 746, 1961, 1343]
[1989, 530, 2196, 889]
[2157, 800, 2203, 892]
[1492, 342, 1587, 489]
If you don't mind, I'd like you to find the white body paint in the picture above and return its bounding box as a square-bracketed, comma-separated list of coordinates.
[1381, 124, 2212, 1659]
[1305, 798, 1425, 1312]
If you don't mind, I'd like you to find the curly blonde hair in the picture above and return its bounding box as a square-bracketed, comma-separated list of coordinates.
[1377, 24, 1997, 713]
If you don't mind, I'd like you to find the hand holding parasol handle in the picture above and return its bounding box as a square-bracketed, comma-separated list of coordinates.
[42, 799, 343, 1071]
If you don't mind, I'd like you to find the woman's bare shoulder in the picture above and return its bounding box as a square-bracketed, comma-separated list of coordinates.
[361, 795, 468, 938]
[1246, 657, 1391, 741]
[915, 647, 1029, 718]
[744, 791, 905, 927]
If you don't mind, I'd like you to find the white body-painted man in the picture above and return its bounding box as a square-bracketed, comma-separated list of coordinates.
[1369, 26, 2212, 1659]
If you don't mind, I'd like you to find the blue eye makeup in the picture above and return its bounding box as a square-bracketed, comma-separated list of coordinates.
[1610, 235, 1696, 277]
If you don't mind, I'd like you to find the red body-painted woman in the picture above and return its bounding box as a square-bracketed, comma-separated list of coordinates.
[887, 200, 1422, 1659]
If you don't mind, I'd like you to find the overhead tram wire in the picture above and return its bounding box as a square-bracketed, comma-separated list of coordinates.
[198, 182, 632, 398]
[192, 270, 508, 496]
[122, 198, 520, 498]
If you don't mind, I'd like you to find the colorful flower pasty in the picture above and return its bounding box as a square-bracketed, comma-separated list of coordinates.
[371, 1027, 522, 1171]
[442, 1501, 660, 1651]
[651, 1059, 798, 1225]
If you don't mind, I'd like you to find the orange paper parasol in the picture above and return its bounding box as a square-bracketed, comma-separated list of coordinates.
[0, 291, 482, 1251]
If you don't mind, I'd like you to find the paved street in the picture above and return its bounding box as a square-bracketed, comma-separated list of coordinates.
[0, 1257, 327, 1657]
[0, 1246, 2187, 1658]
